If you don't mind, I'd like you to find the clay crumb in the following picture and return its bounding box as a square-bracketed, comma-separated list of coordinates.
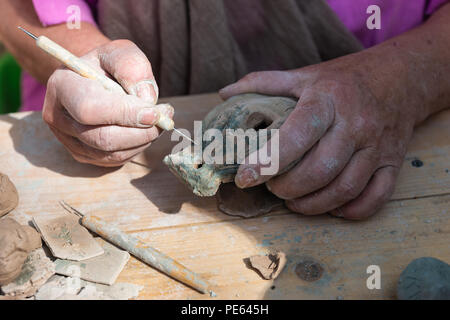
[245, 251, 287, 280]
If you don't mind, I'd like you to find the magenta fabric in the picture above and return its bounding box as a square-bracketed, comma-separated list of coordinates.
[22, 0, 97, 111]
[31, 0, 96, 26]
[20, 0, 449, 112]
[327, 0, 448, 48]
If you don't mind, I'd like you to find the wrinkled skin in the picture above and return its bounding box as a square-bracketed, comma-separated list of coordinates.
[220, 9, 450, 220]
[43, 40, 174, 167]
[221, 67, 409, 220]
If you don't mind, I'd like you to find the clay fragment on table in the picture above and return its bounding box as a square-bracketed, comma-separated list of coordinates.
[54, 237, 130, 285]
[246, 251, 287, 280]
[35, 275, 143, 300]
[1, 248, 55, 298]
[397, 257, 450, 300]
[216, 183, 284, 218]
[33, 213, 104, 261]
[0, 218, 42, 286]
[0, 173, 19, 217]
[164, 94, 296, 197]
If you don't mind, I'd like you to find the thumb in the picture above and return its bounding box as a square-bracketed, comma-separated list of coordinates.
[97, 40, 159, 104]
[219, 71, 301, 99]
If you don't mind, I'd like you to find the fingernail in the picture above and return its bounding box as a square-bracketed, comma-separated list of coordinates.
[157, 103, 174, 118]
[286, 200, 298, 212]
[330, 208, 344, 218]
[138, 107, 160, 126]
[133, 80, 159, 104]
[219, 84, 234, 96]
[235, 167, 259, 188]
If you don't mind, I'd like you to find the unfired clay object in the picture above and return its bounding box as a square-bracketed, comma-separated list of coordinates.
[33, 213, 104, 261]
[246, 251, 287, 280]
[54, 238, 130, 285]
[1, 248, 55, 298]
[35, 275, 143, 300]
[216, 184, 284, 218]
[164, 94, 296, 198]
[164, 94, 296, 218]
[0, 173, 19, 218]
[397, 257, 450, 300]
[0, 218, 42, 286]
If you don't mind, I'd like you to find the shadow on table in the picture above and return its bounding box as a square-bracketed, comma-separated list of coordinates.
[130, 138, 215, 214]
[3, 113, 117, 177]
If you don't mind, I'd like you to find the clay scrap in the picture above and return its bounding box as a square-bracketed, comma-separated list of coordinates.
[398, 257, 450, 300]
[35, 275, 142, 300]
[245, 251, 287, 280]
[0, 173, 19, 217]
[33, 213, 104, 261]
[0, 218, 42, 286]
[1, 248, 55, 298]
[54, 237, 130, 285]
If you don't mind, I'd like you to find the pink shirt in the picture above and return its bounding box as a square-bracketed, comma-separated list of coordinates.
[21, 0, 449, 111]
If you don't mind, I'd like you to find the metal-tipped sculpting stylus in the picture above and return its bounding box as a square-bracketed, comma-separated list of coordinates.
[18, 26, 197, 145]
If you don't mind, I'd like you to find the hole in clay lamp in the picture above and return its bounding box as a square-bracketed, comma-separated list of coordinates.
[194, 163, 204, 170]
[253, 120, 271, 131]
[247, 112, 273, 131]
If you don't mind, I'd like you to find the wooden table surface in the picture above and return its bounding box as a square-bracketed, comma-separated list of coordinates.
[0, 93, 449, 300]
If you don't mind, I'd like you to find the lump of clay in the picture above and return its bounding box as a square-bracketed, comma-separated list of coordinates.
[0, 218, 42, 286]
[164, 94, 296, 197]
[397, 257, 450, 300]
[1, 248, 55, 298]
[0, 173, 19, 217]
[245, 251, 287, 280]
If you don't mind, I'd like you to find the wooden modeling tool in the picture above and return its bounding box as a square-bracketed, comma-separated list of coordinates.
[18, 26, 196, 145]
[60, 201, 212, 295]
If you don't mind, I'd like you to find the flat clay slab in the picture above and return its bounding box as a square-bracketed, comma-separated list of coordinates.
[54, 238, 130, 285]
[33, 213, 104, 261]
[35, 275, 143, 300]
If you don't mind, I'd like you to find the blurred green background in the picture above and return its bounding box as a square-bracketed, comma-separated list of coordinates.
[0, 41, 21, 114]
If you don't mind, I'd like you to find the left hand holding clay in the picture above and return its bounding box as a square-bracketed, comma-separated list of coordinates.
[222, 4, 450, 220]
[220, 55, 420, 220]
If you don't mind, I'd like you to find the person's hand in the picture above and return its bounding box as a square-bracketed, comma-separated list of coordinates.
[43, 39, 173, 167]
[220, 54, 420, 220]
